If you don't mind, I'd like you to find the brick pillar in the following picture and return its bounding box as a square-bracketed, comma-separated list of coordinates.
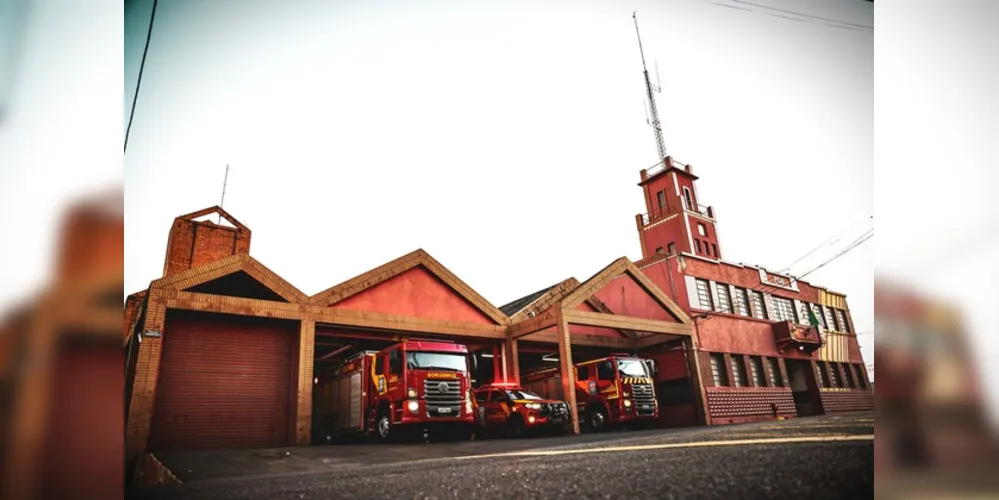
[125, 295, 167, 457]
[554, 306, 579, 435]
[777, 357, 791, 389]
[722, 353, 737, 387]
[858, 362, 872, 389]
[293, 318, 315, 445]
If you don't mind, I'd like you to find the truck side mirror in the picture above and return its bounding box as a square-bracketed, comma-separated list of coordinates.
[470, 354, 478, 373]
[645, 359, 658, 375]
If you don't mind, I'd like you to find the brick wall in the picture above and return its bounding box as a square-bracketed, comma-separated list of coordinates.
[705, 386, 796, 424]
[124, 290, 148, 340]
[819, 389, 874, 413]
[162, 218, 251, 278]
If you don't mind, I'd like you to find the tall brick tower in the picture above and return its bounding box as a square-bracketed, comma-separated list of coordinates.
[634, 156, 721, 262]
[161, 206, 251, 277]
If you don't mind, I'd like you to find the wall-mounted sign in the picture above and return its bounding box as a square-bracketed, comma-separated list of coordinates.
[143, 330, 162, 338]
[757, 268, 799, 292]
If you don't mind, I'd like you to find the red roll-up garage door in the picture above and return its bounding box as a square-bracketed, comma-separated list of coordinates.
[149, 311, 295, 451]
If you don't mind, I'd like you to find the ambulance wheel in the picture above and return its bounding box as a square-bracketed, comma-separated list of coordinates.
[507, 415, 527, 439]
[586, 406, 609, 433]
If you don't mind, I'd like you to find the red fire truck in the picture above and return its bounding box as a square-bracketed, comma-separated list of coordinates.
[313, 339, 476, 442]
[522, 354, 658, 432]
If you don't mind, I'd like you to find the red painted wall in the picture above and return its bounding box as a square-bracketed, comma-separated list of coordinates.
[332, 266, 495, 325]
[569, 302, 626, 338]
[640, 218, 688, 260]
[592, 274, 673, 322]
[649, 349, 688, 381]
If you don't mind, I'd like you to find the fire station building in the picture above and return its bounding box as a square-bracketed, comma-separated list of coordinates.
[124, 157, 872, 458]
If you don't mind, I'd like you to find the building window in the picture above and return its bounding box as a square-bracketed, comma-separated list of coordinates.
[826, 306, 840, 331]
[715, 283, 733, 314]
[656, 246, 664, 254]
[751, 291, 767, 319]
[695, 279, 713, 310]
[732, 287, 750, 317]
[709, 354, 728, 386]
[712, 243, 718, 257]
[816, 362, 829, 388]
[843, 363, 856, 389]
[730, 356, 747, 387]
[771, 296, 797, 323]
[695, 239, 702, 253]
[854, 364, 868, 389]
[682, 187, 693, 211]
[697, 223, 707, 236]
[835, 309, 851, 333]
[749, 356, 765, 387]
[668, 242, 676, 255]
[829, 364, 842, 387]
[809, 304, 826, 328]
[767, 358, 784, 387]
[798, 302, 812, 326]
[657, 191, 666, 210]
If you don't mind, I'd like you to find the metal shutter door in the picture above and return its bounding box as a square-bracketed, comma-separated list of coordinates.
[149, 311, 294, 451]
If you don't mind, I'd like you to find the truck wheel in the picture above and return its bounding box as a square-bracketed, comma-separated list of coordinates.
[587, 406, 609, 433]
[507, 415, 527, 439]
[375, 410, 393, 442]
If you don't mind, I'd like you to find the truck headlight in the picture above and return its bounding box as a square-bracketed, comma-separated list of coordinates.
[623, 399, 632, 408]
[407, 388, 418, 398]
[407, 400, 419, 413]
[525, 403, 542, 410]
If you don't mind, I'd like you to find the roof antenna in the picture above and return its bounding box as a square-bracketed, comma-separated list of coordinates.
[218, 164, 229, 224]
[633, 12, 667, 163]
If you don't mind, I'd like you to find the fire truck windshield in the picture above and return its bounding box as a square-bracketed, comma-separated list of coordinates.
[406, 352, 468, 372]
[617, 359, 649, 378]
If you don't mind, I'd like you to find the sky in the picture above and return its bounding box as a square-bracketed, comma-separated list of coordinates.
[123, 0, 874, 370]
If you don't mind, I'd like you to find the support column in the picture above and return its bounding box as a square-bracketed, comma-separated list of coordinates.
[493, 344, 504, 383]
[125, 294, 168, 457]
[554, 306, 579, 435]
[684, 338, 709, 426]
[293, 318, 315, 445]
[504, 337, 520, 384]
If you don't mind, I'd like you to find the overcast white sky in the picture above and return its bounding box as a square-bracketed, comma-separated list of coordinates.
[123, 0, 873, 367]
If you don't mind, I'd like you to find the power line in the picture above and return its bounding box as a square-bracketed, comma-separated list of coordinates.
[780, 215, 873, 273]
[704, 0, 873, 33]
[124, 0, 159, 153]
[726, 0, 873, 30]
[797, 229, 874, 280]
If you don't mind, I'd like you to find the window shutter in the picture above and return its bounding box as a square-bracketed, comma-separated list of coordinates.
[685, 276, 701, 310]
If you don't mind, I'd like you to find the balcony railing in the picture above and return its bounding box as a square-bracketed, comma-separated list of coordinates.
[692, 204, 713, 219]
[641, 157, 690, 181]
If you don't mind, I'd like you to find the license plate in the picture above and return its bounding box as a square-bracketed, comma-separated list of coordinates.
[439, 408, 452, 414]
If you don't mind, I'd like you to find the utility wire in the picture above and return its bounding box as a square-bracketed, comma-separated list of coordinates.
[124, 0, 159, 153]
[704, 0, 872, 33]
[727, 0, 873, 30]
[797, 229, 874, 280]
[780, 215, 873, 273]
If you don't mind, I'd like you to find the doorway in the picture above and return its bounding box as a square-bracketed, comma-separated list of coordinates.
[785, 359, 822, 417]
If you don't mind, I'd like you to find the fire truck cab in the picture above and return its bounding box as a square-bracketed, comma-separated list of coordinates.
[471, 383, 571, 438]
[523, 353, 658, 432]
[313, 339, 476, 443]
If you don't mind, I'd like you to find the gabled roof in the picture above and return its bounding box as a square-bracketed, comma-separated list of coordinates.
[149, 253, 308, 303]
[501, 277, 581, 322]
[309, 249, 509, 325]
[177, 206, 248, 231]
[560, 257, 691, 324]
[499, 283, 561, 317]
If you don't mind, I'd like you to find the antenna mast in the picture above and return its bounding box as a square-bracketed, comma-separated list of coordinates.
[633, 12, 667, 162]
[218, 164, 229, 224]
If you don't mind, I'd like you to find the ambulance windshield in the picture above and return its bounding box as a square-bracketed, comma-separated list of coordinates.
[406, 352, 468, 372]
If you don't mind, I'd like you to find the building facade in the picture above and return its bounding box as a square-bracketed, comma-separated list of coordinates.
[603, 156, 873, 425]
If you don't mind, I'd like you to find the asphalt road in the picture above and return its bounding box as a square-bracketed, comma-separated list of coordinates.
[131, 413, 874, 500]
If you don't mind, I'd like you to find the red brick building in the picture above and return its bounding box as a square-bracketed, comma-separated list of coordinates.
[609, 156, 873, 425]
[123, 155, 872, 463]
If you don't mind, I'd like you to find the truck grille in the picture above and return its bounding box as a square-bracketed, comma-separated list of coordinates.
[541, 402, 570, 421]
[423, 380, 462, 418]
[632, 383, 656, 415]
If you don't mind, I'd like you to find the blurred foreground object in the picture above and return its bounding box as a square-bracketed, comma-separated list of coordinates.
[0, 189, 123, 500]
[875, 280, 999, 497]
